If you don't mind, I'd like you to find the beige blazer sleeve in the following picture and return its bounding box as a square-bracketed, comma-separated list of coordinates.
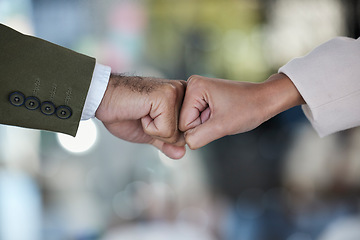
[279, 37, 360, 137]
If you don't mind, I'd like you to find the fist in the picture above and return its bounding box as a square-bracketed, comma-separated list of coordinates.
[179, 75, 266, 149]
[96, 74, 186, 159]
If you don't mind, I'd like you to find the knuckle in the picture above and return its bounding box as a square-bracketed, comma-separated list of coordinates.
[164, 82, 177, 92]
[188, 75, 201, 82]
[187, 75, 206, 89]
[171, 80, 184, 89]
[162, 83, 178, 100]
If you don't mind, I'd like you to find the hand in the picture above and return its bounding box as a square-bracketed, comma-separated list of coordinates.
[179, 74, 304, 149]
[95, 74, 186, 159]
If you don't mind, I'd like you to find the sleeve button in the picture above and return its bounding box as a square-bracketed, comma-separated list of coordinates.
[9, 92, 25, 106]
[25, 96, 40, 110]
[56, 105, 72, 119]
[41, 101, 56, 115]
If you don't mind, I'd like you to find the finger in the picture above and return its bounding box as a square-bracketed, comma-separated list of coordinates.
[151, 139, 186, 159]
[142, 81, 185, 143]
[184, 118, 226, 150]
[179, 92, 208, 132]
[162, 143, 186, 159]
[200, 107, 211, 124]
[104, 120, 153, 144]
[150, 130, 186, 146]
[141, 114, 159, 134]
[142, 86, 177, 139]
[142, 114, 177, 143]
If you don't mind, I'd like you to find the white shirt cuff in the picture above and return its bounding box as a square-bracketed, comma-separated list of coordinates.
[81, 63, 111, 120]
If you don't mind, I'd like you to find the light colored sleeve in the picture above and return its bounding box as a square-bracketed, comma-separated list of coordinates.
[81, 63, 111, 120]
[278, 37, 360, 137]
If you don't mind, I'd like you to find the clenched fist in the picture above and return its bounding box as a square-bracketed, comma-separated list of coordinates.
[179, 74, 304, 149]
[96, 74, 186, 159]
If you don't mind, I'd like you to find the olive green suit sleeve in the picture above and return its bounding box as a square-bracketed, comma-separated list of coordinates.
[0, 24, 96, 136]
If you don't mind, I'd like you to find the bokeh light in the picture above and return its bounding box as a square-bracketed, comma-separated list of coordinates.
[56, 119, 98, 154]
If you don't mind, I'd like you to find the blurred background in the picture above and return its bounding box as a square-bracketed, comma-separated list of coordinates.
[1, 0, 360, 239]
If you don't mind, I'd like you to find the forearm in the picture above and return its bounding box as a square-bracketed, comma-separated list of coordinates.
[261, 73, 305, 121]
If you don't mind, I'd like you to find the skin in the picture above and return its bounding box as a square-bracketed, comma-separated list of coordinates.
[95, 74, 186, 159]
[179, 73, 305, 150]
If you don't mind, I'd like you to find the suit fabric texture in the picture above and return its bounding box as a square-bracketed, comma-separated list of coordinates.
[0, 24, 96, 136]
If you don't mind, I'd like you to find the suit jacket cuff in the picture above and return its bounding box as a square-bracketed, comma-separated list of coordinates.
[81, 63, 111, 120]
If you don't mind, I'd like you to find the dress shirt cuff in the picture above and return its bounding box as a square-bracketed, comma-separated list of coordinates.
[81, 63, 111, 120]
[278, 37, 360, 137]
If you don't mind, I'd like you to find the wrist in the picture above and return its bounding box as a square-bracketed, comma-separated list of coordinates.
[95, 74, 118, 122]
[261, 73, 305, 120]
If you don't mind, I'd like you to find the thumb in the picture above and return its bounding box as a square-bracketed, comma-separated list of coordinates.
[151, 139, 186, 159]
[184, 118, 226, 150]
[179, 94, 209, 132]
